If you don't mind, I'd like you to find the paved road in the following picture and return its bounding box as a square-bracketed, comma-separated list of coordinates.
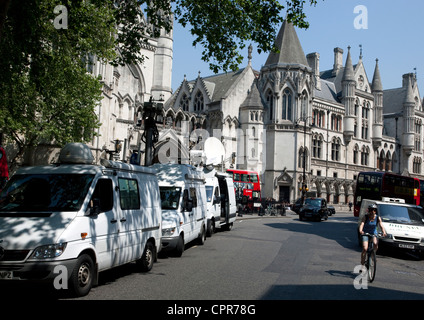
[4, 210, 424, 303]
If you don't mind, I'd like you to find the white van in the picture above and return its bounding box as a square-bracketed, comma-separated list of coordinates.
[0, 143, 162, 296]
[204, 168, 237, 236]
[153, 163, 207, 257]
[358, 198, 424, 253]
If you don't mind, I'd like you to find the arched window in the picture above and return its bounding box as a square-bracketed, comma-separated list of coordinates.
[353, 144, 359, 164]
[361, 146, 369, 166]
[331, 138, 341, 161]
[267, 90, 274, 120]
[179, 93, 189, 111]
[194, 91, 204, 111]
[282, 88, 292, 121]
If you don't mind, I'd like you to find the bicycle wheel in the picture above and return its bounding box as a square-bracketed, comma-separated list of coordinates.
[367, 250, 376, 282]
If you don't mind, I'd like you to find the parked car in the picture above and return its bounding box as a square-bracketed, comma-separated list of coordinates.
[299, 197, 329, 221]
[292, 198, 303, 214]
[328, 205, 336, 216]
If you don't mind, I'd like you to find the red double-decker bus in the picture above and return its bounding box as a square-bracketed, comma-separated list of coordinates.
[226, 169, 261, 202]
[353, 171, 420, 217]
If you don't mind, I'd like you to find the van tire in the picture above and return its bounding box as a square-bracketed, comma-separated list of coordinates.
[198, 225, 206, 245]
[207, 219, 215, 237]
[70, 254, 94, 297]
[138, 242, 155, 272]
[174, 235, 184, 257]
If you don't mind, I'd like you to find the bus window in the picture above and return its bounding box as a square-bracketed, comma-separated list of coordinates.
[250, 174, 258, 183]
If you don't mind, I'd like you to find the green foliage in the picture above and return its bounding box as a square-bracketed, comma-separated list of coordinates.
[173, 0, 318, 73]
[0, 0, 319, 168]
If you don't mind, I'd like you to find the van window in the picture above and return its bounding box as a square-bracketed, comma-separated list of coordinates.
[118, 178, 140, 210]
[91, 179, 113, 212]
[0, 174, 94, 214]
[189, 187, 197, 207]
[379, 204, 424, 225]
[159, 186, 181, 209]
[205, 186, 213, 202]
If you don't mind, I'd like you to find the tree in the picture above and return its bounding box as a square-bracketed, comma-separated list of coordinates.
[0, 0, 318, 171]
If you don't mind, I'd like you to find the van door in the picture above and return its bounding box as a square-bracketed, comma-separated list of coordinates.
[89, 178, 119, 269]
[116, 176, 142, 265]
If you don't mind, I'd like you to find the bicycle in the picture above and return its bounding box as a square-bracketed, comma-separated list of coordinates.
[362, 232, 377, 282]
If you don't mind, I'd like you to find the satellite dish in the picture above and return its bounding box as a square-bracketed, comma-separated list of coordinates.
[204, 137, 225, 165]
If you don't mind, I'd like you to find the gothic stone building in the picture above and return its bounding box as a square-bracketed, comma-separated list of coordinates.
[20, 19, 424, 205]
[161, 20, 424, 204]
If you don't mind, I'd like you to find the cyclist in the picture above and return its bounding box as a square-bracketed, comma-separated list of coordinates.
[358, 203, 387, 266]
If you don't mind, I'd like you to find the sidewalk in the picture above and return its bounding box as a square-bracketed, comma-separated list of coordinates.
[236, 208, 353, 219]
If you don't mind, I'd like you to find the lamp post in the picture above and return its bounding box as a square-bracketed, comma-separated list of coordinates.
[296, 116, 314, 205]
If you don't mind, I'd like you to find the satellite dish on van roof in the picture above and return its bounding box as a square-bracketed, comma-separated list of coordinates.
[204, 137, 225, 165]
[59, 143, 94, 164]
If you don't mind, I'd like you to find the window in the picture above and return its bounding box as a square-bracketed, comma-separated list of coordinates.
[312, 135, 322, 159]
[189, 187, 198, 207]
[361, 146, 369, 166]
[194, 91, 204, 111]
[282, 88, 292, 120]
[118, 178, 140, 210]
[159, 186, 181, 210]
[92, 179, 113, 212]
[267, 90, 274, 120]
[180, 93, 189, 111]
[331, 138, 340, 161]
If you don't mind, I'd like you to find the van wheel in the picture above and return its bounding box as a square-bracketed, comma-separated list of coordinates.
[198, 225, 206, 245]
[174, 235, 184, 257]
[206, 219, 215, 237]
[138, 242, 155, 272]
[70, 254, 94, 297]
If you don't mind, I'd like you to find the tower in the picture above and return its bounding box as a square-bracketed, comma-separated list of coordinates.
[402, 73, 415, 158]
[342, 46, 356, 144]
[371, 59, 383, 148]
[151, 15, 174, 102]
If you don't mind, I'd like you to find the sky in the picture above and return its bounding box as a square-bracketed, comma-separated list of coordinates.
[171, 0, 424, 93]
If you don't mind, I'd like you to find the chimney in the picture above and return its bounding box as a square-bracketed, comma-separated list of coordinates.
[332, 47, 343, 76]
[307, 52, 321, 90]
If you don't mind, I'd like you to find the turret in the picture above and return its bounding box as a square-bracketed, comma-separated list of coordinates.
[151, 14, 174, 101]
[402, 73, 415, 156]
[371, 59, 383, 148]
[342, 47, 356, 144]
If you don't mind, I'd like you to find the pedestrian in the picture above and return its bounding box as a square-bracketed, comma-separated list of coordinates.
[349, 201, 352, 211]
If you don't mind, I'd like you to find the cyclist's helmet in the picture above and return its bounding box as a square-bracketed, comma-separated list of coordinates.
[368, 203, 377, 211]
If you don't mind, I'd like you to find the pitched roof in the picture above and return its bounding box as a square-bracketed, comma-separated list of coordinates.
[264, 20, 308, 68]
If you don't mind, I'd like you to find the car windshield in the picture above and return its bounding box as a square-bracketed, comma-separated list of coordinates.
[305, 198, 321, 207]
[159, 186, 181, 210]
[379, 204, 424, 225]
[0, 174, 94, 214]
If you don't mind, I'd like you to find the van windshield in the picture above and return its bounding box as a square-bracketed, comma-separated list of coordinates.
[379, 204, 424, 225]
[159, 186, 181, 210]
[0, 174, 94, 214]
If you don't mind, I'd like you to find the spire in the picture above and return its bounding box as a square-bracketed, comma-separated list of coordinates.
[342, 46, 355, 82]
[371, 59, 383, 92]
[264, 20, 308, 67]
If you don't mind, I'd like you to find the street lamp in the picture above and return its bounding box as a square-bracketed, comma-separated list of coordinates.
[295, 116, 314, 205]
